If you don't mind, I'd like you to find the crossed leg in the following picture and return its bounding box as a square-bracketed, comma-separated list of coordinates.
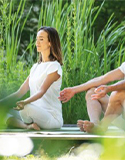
[78, 89, 125, 133]
[100, 90, 125, 130]
[6, 117, 40, 130]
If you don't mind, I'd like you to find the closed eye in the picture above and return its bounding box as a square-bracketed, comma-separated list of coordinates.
[36, 38, 43, 41]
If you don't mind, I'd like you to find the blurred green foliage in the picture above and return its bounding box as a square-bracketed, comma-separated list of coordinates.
[94, 0, 125, 42]
[0, 0, 125, 124]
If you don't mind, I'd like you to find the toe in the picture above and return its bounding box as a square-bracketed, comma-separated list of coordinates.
[77, 120, 84, 126]
[77, 120, 84, 124]
[83, 122, 95, 133]
[33, 123, 40, 131]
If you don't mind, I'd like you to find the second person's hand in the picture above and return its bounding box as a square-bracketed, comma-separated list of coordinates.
[58, 87, 75, 103]
[91, 85, 108, 100]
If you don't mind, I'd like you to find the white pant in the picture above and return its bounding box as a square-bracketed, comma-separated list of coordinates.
[7, 104, 63, 129]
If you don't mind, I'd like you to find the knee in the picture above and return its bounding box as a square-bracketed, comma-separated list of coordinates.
[85, 88, 96, 101]
[110, 91, 125, 103]
[19, 105, 31, 117]
[6, 117, 14, 126]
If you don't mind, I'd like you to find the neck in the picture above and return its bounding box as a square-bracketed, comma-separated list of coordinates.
[41, 50, 50, 62]
[42, 58, 50, 62]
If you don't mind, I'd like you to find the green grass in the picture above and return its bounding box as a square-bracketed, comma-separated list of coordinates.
[0, 0, 31, 95]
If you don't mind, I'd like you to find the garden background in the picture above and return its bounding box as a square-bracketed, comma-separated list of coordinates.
[0, 0, 125, 125]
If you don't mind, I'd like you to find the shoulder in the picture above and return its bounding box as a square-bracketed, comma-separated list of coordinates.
[48, 61, 62, 69]
[31, 63, 38, 69]
[51, 61, 61, 66]
[30, 63, 38, 72]
[32, 63, 38, 67]
[47, 61, 62, 76]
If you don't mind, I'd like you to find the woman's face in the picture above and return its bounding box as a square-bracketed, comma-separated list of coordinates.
[36, 30, 50, 52]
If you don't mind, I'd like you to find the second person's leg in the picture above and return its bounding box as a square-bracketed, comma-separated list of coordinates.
[77, 88, 109, 131]
[83, 90, 125, 133]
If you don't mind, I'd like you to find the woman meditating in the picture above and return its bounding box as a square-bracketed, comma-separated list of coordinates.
[0, 26, 63, 130]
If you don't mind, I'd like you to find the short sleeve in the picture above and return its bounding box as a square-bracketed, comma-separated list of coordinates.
[47, 62, 62, 77]
[119, 62, 125, 74]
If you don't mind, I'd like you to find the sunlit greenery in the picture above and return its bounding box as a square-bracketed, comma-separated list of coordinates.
[0, 0, 125, 159]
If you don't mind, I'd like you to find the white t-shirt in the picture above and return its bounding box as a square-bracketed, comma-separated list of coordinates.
[119, 62, 125, 76]
[29, 60, 63, 121]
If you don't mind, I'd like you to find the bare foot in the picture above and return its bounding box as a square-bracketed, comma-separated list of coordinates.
[77, 120, 85, 131]
[77, 120, 106, 134]
[77, 120, 94, 132]
[83, 121, 95, 133]
[83, 121, 106, 134]
[27, 123, 40, 131]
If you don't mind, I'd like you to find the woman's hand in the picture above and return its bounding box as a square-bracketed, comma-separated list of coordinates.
[91, 85, 109, 100]
[58, 87, 75, 103]
[13, 100, 26, 111]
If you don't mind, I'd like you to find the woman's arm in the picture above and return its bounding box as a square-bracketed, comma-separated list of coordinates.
[0, 76, 30, 103]
[16, 76, 30, 98]
[15, 71, 60, 110]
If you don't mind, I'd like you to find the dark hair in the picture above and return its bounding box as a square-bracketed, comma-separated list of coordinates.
[38, 26, 63, 65]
